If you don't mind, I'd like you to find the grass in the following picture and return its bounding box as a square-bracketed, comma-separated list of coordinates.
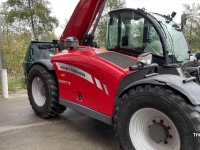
[0, 75, 26, 93]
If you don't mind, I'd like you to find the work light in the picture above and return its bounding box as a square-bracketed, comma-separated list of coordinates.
[138, 53, 152, 65]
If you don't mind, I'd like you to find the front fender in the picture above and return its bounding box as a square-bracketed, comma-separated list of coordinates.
[120, 74, 200, 105]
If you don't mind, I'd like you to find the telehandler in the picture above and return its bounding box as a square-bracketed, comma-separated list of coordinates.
[23, 0, 200, 149]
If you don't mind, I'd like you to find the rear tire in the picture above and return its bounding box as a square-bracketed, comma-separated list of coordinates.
[114, 85, 200, 150]
[27, 65, 66, 118]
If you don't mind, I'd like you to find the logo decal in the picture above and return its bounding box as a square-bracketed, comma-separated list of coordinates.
[56, 62, 94, 84]
[58, 79, 71, 85]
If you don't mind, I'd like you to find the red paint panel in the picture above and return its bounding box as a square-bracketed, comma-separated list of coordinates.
[51, 47, 137, 116]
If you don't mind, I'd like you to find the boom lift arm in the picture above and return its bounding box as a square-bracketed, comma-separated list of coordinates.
[60, 0, 107, 46]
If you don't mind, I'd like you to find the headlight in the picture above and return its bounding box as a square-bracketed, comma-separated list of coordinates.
[138, 53, 152, 65]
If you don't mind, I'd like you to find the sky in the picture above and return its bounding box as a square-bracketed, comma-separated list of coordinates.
[0, 0, 200, 37]
[49, 0, 200, 37]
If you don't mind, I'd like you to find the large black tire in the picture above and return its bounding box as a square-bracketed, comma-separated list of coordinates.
[27, 65, 66, 118]
[114, 85, 200, 150]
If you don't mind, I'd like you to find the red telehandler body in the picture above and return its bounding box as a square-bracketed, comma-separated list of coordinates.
[23, 0, 200, 149]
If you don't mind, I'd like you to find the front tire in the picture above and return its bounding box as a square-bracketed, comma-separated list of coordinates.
[114, 85, 200, 150]
[27, 65, 66, 118]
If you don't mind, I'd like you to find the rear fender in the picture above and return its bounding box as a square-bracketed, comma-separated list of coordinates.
[118, 74, 200, 106]
[27, 60, 54, 75]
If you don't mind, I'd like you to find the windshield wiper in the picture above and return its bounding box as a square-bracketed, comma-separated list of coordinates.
[161, 22, 177, 63]
[148, 13, 167, 38]
[148, 13, 178, 63]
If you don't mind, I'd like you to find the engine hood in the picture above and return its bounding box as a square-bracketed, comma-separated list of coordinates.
[51, 46, 138, 91]
[51, 46, 140, 116]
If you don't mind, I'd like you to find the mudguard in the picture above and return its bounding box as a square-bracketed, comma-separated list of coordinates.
[28, 60, 54, 73]
[120, 74, 200, 105]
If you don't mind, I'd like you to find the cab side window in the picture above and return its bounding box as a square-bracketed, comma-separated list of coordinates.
[121, 12, 144, 50]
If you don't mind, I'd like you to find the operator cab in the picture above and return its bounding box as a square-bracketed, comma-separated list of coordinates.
[106, 8, 190, 67]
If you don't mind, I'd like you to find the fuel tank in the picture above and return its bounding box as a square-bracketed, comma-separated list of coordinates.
[51, 46, 137, 116]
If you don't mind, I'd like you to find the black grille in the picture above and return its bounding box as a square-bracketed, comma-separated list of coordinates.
[96, 52, 137, 69]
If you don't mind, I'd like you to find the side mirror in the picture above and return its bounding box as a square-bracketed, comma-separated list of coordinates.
[195, 52, 200, 61]
[181, 13, 187, 30]
[122, 35, 128, 46]
[109, 17, 114, 25]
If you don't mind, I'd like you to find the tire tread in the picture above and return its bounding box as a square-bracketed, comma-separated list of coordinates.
[114, 84, 200, 149]
[28, 65, 66, 118]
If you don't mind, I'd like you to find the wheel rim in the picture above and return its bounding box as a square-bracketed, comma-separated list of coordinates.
[32, 77, 46, 107]
[129, 108, 180, 150]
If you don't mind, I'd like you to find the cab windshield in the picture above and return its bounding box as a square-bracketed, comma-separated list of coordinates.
[107, 10, 189, 62]
[151, 13, 189, 62]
